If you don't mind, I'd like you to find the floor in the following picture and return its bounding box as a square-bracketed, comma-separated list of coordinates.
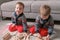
[0, 20, 60, 40]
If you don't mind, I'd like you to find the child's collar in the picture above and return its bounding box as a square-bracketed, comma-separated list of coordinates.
[14, 12, 24, 17]
[40, 15, 50, 21]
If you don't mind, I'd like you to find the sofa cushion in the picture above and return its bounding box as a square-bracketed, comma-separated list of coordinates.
[31, 1, 60, 13]
[1, 1, 33, 13]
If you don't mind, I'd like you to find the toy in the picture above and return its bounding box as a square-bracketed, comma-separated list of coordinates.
[3, 32, 11, 40]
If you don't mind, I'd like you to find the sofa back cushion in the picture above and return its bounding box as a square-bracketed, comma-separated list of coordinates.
[31, 1, 60, 13]
[1, 1, 33, 13]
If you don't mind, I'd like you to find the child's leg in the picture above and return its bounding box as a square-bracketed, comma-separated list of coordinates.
[16, 25, 23, 33]
[29, 25, 35, 34]
[9, 24, 17, 32]
[16, 25, 28, 40]
[39, 28, 48, 37]
[29, 26, 42, 40]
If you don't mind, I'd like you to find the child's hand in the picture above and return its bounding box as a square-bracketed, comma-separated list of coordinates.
[46, 34, 50, 40]
[27, 33, 32, 37]
[11, 24, 15, 27]
[29, 33, 32, 36]
[23, 32, 27, 37]
[33, 33, 42, 39]
[25, 33, 32, 40]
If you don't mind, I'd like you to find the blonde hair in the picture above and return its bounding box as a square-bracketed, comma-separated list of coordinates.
[41, 5, 51, 14]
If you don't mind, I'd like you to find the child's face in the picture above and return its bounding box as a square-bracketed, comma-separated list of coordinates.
[40, 7, 49, 16]
[15, 4, 24, 14]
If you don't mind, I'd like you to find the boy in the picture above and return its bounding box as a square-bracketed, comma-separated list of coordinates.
[29, 5, 54, 40]
[3, 2, 28, 40]
[9, 2, 27, 33]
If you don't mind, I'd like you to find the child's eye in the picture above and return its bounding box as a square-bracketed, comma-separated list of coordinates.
[16, 8, 20, 9]
[17, 8, 19, 9]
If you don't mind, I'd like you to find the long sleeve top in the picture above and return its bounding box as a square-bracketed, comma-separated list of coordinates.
[35, 15, 54, 35]
[11, 12, 27, 32]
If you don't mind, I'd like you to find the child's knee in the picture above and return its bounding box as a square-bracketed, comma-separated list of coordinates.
[9, 24, 17, 32]
[29, 26, 35, 34]
[16, 25, 23, 33]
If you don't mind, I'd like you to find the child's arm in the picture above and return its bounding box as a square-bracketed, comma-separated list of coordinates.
[48, 17, 54, 35]
[35, 16, 40, 33]
[11, 17, 16, 24]
[22, 15, 27, 32]
[11, 13, 16, 24]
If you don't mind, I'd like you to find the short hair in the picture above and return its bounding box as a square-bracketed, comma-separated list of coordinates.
[41, 5, 51, 13]
[16, 2, 25, 8]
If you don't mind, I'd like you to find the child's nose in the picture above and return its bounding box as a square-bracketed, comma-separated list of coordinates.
[17, 9, 20, 12]
[18, 9, 20, 11]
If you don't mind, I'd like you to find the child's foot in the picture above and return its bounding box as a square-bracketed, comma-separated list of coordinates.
[46, 35, 50, 40]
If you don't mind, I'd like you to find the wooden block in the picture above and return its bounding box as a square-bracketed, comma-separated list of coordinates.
[3, 32, 11, 40]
